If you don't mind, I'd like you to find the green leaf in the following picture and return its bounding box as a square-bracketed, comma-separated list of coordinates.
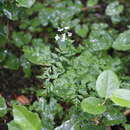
[75, 24, 89, 38]
[16, 0, 35, 8]
[81, 97, 106, 115]
[8, 105, 42, 130]
[112, 30, 130, 51]
[88, 30, 113, 51]
[55, 120, 74, 130]
[105, 1, 123, 16]
[0, 50, 7, 63]
[87, 0, 99, 7]
[20, 56, 32, 77]
[31, 98, 63, 130]
[102, 108, 126, 126]
[3, 5, 20, 20]
[12, 32, 32, 48]
[8, 121, 21, 130]
[23, 43, 52, 65]
[3, 53, 20, 70]
[38, 8, 52, 26]
[111, 89, 130, 107]
[124, 124, 130, 130]
[0, 96, 7, 118]
[0, 25, 8, 47]
[96, 70, 120, 98]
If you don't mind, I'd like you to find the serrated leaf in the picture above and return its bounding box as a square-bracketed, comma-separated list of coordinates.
[81, 97, 106, 115]
[96, 70, 119, 98]
[8, 105, 42, 130]
[112, 30, 130, 51]
[16, 0, 35, 8]
[111, 89, 130, 107]
[0, 96, 7, 118]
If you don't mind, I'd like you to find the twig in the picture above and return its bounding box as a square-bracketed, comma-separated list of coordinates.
[81, 5, 101, 11]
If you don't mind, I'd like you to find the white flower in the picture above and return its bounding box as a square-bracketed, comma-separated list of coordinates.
[61, 33, 66, 42]
[67, 32, 72, 37]
[64, 26, 70, 30]
[55, 34, 60, 41]
[4, 50, 7, 53]
[58, 27, 64, 32]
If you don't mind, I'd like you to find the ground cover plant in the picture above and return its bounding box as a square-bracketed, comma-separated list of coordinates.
[0, 0, 130, 129]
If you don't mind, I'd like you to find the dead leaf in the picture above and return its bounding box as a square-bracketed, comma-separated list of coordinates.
[16, 95, 30, 105]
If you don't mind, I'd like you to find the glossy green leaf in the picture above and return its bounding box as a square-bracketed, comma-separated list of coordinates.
[75, 24, 89, 38]
[23, 44, 52, 65]
[8, 121, 21, 130]
[88, 30, 113, 51]
[31, 98, 63, 130]
[96, 70, 120, 98]
[16, 0, 35, 8]
[0, 96, 7, 118]
[112, 30, 130, 51]
[12, 32, 32, 47]
[111, 89, 130, 107]
[55, 120, 74, 130]
[87, 0, 99, 7]
[8, 105, 42, 130]
[105, 1, 123, 16]
[105, 1, 123, 23]
[3, 5, 20, 20]
[81, 97, 106, 115]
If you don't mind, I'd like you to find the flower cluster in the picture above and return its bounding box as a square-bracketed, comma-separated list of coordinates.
[55, 26, 72, 42]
